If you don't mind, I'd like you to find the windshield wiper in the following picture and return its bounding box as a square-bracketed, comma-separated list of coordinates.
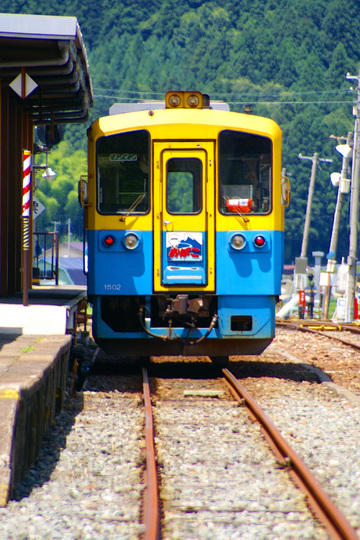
[120, 193, 145, 221]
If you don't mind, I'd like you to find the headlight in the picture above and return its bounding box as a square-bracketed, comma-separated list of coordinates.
[187, 93, 200, 108]
[168, 93, 182, 107]
[123, 232, 140, 250]
[230, 234, 246, 250]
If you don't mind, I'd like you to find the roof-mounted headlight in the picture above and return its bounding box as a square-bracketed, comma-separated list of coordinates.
[165, 90, 207, 109]
[186, 93, 200, 108]
[166, 92, 183, 108]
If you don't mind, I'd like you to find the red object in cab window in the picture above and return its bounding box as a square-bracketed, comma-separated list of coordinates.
[226, 198, 253, 213]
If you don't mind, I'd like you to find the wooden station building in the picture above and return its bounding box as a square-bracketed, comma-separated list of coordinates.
[0, 13, 93, 297]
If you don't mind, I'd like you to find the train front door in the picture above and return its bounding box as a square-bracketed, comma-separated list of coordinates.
[153, 141, 215, 292]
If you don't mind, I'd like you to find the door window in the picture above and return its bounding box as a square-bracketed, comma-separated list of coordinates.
[166, 158, 202, 214]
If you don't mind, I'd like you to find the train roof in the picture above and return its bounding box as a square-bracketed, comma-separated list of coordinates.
[91, 106, 282, 140]
[109, 101, 230, 115]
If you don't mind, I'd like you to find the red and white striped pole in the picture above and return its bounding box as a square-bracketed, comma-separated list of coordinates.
[22, 150, 31, 218]
[22, 149, 32, 306]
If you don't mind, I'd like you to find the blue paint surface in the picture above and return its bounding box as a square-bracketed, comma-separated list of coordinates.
[87, 230, 152, 295]
[88, 228, 283, 341]
[216, 230, 283, 295]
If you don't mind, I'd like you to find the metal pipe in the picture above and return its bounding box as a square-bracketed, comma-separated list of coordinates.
[138, 307, 179, 341]
[190, 313, 218, 344]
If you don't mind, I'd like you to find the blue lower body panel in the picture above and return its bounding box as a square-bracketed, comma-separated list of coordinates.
[216, 230, 283, 295]
[87, 229, 153, 295]
[88, 228, 283, 357]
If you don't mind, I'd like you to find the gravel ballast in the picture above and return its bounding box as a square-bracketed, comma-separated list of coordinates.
[0, 378, 144, 540]
[0, 327, 359, 538]
[154, 396, 327, 539]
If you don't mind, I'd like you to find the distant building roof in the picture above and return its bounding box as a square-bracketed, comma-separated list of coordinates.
[59, 257, 86, 285]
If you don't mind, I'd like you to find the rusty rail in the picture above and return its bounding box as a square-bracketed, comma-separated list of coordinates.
[222, 368, 358, 540]
[277, 319, 360, 353]
[142, 367, 160, 540]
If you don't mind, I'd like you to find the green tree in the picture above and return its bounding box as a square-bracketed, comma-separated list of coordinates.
[34, 142, 87, 239]
[2, 0, 360, 263]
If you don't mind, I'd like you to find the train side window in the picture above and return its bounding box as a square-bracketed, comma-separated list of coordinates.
[96, 130, 150, 214]
[219, 130, 272, 215]
[166, 158, 202, 214]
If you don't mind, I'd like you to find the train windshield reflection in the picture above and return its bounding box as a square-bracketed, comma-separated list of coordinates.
[96, 130, 150, 214]
[219, 130, 272, 214]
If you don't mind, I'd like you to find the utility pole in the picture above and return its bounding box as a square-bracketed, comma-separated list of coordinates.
[51, 220, 60, 234]
[323, 132, 352, 319]
[328, 133, 353, 259]
[345, 70, 360, 321]
[67, 218, 71, 257]
[298, 152, 332, 260]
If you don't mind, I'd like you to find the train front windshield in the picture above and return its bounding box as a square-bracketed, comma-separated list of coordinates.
[219, 130, 272, 214]
[96, 130, 150, 215]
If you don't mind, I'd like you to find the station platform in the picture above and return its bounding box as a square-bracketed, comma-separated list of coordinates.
[0, 286, 87, 506]
[0, 285, 87, 335]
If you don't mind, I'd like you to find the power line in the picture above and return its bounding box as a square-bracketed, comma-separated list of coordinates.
[228, 100, 354, 105]
[93, 93, 354, 106]
[93, 88, 163, 95]
[92, 85, 354, 106]
[93, 86, 353, 98]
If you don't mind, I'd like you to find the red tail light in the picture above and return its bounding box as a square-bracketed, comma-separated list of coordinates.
[254, 235, 266, 248]
[103, 235, 115, 247]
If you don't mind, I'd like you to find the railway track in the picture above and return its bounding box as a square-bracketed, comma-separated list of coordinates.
[141, 360, 358, 539]
[222, 368, 357, 540]
[1, 353, 359, 539]
[142, 367, 160, 540]
[277, 319, 360, 351]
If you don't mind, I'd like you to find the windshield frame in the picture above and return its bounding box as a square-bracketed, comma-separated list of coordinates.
[218, 129, 273, 216]
[96, 129, 150, 216]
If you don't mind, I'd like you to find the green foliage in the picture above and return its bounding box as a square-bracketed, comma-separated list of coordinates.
[34, 142, 87, 239]
[2, 0, 360, 262]
[167, 172, 195, 213]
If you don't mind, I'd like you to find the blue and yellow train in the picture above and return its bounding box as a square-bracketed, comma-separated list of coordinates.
[80, 91, 289, 359]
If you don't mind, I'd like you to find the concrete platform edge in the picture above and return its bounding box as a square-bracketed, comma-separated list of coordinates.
[0, 334, 72, 506]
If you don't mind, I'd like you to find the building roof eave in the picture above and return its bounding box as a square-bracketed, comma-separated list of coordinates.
[0, 13, 93, 125]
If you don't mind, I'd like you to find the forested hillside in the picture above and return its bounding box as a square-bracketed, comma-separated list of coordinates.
[2, 0, 360, 263]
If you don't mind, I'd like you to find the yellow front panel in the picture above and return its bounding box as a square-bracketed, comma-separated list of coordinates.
[87, 109, 283, 233]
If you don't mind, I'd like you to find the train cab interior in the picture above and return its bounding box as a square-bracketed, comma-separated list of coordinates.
[219, 130, 272, 214]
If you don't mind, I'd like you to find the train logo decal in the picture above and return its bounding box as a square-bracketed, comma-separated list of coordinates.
[166, 232, 203, 261]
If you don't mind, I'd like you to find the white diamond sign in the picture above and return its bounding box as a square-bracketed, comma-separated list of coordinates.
[10, 72, 38, 99]
[33, 197, 45, 219]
